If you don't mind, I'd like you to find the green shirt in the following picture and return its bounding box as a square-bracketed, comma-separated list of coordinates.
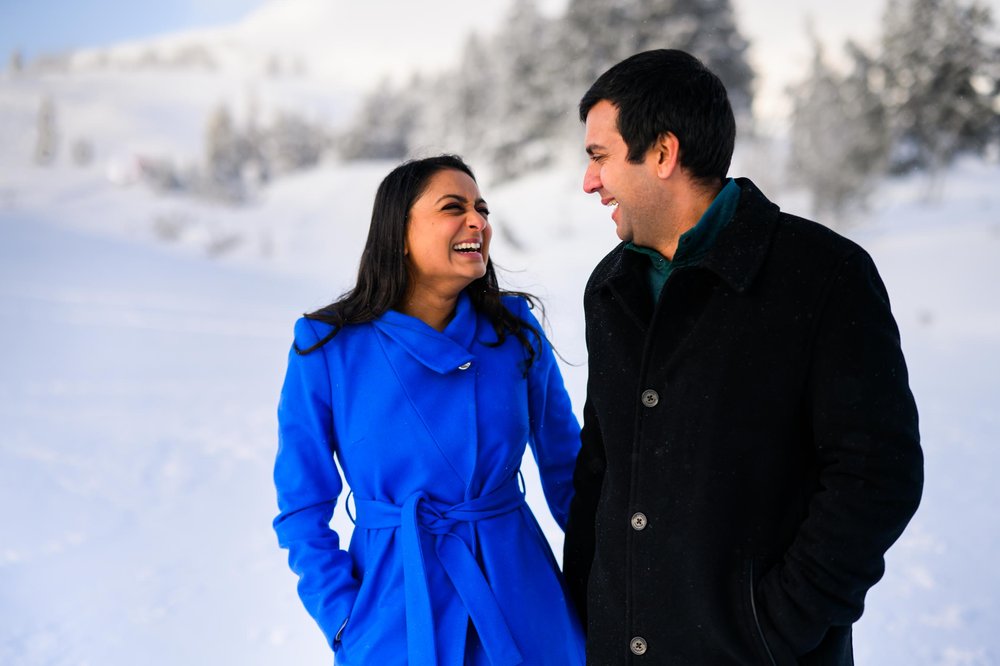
[626, 178, 740, 300]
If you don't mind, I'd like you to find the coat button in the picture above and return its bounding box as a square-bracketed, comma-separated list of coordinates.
[641, 389, 659, 407]
[458, 361, 471, 370]
[630, 512, 648, 531]
[630, 636, 648, 655]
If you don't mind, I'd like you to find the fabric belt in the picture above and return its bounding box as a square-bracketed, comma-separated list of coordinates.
[352, 479, 526, 665]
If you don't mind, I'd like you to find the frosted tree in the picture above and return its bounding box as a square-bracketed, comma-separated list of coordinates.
[337, 0, 758, 179]
[338, 78, 421, 160]
[879, 0, 999, 174]
[558, 0, 636, 91]
[788, 37, 890, 221]
[628, 0, 754, 119]
[8, 49, 23, 75]
[34, 95, 58, 165]
[483, 0, 567, 179]
[264, 112, 325, 174]
[204, 103, 247, 201]
[556, 0, 754, 120]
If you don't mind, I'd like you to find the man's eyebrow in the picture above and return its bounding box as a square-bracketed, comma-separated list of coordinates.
[585, 144, 606, 156]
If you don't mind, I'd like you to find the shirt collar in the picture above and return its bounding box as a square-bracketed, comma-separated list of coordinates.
[625, 177, 739, 269]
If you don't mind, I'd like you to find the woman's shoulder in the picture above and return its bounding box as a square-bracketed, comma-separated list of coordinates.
[500, 293, 532, 317]
[292, 316, 332, 344]
[290, 315, 372, 353]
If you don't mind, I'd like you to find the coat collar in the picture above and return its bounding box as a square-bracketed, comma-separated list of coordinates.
[595, 177, 780, 302]
[698, 177, 780, 294]
[372, 291, 478, 374]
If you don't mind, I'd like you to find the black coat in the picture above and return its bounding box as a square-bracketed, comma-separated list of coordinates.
[563, 179, 923, 665]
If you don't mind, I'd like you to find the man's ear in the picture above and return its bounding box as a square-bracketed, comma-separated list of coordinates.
[653, 132, 680, 179]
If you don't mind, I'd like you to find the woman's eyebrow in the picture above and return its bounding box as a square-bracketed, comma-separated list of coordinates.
[435, 194, 487, 206]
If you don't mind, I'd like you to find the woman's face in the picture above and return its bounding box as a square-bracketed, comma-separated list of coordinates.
[405, 169, 492, 295]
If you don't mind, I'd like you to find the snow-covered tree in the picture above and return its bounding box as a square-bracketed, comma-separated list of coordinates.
[34, 95, 58, 165]
[879, 0, 999, 173]
[628, 0, 754, 119]
[7, 49, 23, 75]
[264, 112, 325, 174]
[788, 37, 890, 221]
[558, 0, 634, 91]
[337, 0, 756, 182]
[338, 78, 421, 160]
[483, 0, 568, 179]
[204, 104, 248, 201]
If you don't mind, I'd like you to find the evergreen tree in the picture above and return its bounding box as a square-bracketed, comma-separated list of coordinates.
[628, 0, 754, 118]
[486, 0, 566, 179]
[788, 37, 889, 221]
[338, 78, 420, 160]
[879, 0, 999, 173]
[34, 95, 58, 166]
[558, 0, 635, 92]
[204, 104, 247, 200]
[8, 49, 24, 75]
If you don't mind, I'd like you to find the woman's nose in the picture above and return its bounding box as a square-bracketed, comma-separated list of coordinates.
[467, 212, 487, 229]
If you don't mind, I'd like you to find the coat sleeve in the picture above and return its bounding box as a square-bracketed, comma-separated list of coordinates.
[562, 394, 604, 627]
[561, 287, 605, 626]
[518, 298, 581, 532]
[756, 249, 923, 657]
[273, 317, 359, 650]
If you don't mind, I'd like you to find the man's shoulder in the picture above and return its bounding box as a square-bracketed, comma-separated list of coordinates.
[771, 211, 868, 269]
[585, 242, 629, 296]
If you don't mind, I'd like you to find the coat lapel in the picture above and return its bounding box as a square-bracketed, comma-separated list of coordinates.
[372, 293, 479, 487]
[593, 246, 654, 332]
[373, 296, 476, 374]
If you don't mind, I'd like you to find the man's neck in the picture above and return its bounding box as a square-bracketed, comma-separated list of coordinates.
[651, 180, 723, 260]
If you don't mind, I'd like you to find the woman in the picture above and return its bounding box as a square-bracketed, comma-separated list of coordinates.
[273, 155, 585, 665]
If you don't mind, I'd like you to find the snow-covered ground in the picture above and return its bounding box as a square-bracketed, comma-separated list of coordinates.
[2, 152, 998, 665]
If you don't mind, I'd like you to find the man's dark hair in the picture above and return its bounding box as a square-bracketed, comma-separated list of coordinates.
[579, 49, 736, 185]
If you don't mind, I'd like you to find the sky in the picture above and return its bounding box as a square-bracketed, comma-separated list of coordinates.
[0, 0, 268, 59]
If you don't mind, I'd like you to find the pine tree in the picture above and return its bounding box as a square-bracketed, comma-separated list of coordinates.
[34, 95, 58, 166]
[879, 0, 999, 173]
[788, 37, 889, 221]
[628, 0, 754, 119]
[485, 0, 567, 179]
[338, 78, 420, 160]
[558, 0, 636, 92]
[204, 104, 247, 201]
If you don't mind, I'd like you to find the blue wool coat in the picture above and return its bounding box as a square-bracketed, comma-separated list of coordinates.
[274, 293, 585, 665]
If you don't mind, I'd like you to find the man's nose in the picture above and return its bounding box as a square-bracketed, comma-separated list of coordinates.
[583, 163, 601, 194]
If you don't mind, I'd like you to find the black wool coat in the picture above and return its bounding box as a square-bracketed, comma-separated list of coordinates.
[563, 178, 923, 665]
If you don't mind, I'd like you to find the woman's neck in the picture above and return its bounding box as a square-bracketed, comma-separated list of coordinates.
[398, 286, 460, 332]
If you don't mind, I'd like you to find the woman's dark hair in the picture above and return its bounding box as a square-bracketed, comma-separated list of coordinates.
[579, 49, 735, 187]
[299, 154, 544, 369]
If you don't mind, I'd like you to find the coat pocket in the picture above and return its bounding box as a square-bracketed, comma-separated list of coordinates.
[744, 557, 779, 666]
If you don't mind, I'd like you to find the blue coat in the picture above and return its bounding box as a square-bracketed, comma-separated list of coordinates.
[274, 293, 585, 665]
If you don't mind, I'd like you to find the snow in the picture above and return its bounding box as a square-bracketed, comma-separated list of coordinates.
[3, 9, 1000, 665]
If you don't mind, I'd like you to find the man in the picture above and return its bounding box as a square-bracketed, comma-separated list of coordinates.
[562, 49, 923, 664]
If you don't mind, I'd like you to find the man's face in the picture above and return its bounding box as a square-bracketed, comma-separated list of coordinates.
[582, 100, 662, 245]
